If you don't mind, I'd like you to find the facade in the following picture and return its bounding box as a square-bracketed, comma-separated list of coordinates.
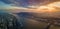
[0, 13, 21, 29]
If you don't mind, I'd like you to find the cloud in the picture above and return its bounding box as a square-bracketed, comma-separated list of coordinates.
[0, 1, 28, 13]
[0, 0, 60, 13]
[0, 0, 29, 7]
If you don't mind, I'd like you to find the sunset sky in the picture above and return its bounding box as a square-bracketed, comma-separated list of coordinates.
[0, 0, 60, 13]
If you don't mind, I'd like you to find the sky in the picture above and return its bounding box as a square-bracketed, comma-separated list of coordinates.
[0, 0, 60, 13]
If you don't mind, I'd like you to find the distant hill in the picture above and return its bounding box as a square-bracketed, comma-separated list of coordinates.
[17, 12, 34, 18]
[16, 12, 60, 19]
